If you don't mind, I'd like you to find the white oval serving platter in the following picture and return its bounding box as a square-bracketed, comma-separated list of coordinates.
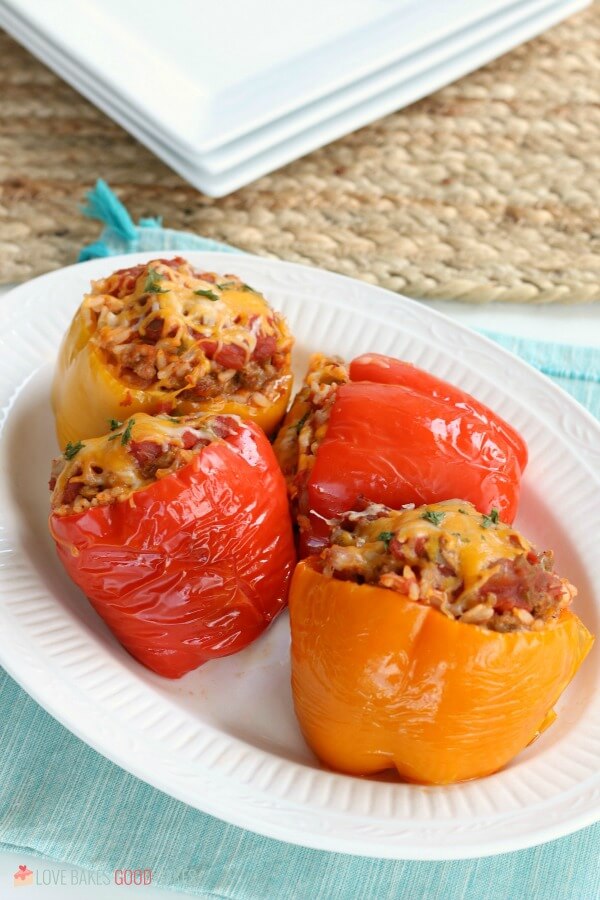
[0, 252, 598, 859]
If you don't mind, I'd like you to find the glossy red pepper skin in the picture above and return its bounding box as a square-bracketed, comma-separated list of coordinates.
[50, 420, 296, 678]
[349, 354, 528, 471]
[298, 356, 527, 555]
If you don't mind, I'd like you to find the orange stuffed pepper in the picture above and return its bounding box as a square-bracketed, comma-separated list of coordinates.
[53, 257, 293, 446]
[290, 500, 592, 784]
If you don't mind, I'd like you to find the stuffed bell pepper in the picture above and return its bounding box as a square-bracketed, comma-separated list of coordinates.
[49, 412, 296, 678]
[53, 257, 294, 446]
[290, 500, 592, 784]
[274, 353, 528, 555]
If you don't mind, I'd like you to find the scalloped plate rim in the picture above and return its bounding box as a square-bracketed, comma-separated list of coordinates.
[0, 250, 598, 860]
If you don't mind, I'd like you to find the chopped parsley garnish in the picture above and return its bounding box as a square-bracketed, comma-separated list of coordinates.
[422, 510, 445, 526]
[107, 418, 136, 444]
[167, 416, 181, 423]
[377, 531, 394, 548]
[108, 418, 123, 431]
[144, 268, 168, 294]
[194, 288, 220, 302]
[481, 508, 500, 529]
[121, 419, 135, 445]
[295, 411, 309, 434]
[64, 440, 84, 460]
[215, 281, 257, 293]
[458, 508, 467, 514]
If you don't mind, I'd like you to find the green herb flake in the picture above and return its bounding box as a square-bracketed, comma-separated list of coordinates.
[194, 288, 220, 302]
[458, 508, 467, 514]
[294, 411, 310, 434]
[422, 510, 445, 526]
[377, 531, 394, 548]
[64, 440, 84, 460]
[167, 416, 181, 423]
[121, 419, 135, 446]
[144, 268, 168, 294]
[214, 281, 256, 293]
[481, 508, 500, 529]
[108, 418, 123, 431]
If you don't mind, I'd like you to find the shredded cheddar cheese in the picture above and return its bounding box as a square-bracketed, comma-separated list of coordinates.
[82, 258, 293, 404]
[323, 500, 576, 632]
[50, 412, 233, 515]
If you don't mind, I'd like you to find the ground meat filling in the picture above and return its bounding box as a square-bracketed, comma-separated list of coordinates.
[320, 500, 576, 632]
[274, 355, 348, 515]
[83, 258, 292, 409]
[50, 413, 235, 516]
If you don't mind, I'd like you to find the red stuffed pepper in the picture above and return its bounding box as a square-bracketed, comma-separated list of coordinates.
[274, 354, 528, 555]
[49, 412, 296, 677]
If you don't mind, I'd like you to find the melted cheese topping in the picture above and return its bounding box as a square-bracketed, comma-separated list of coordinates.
[323, 500, 576, 631]
[51, 412, 225, 512]
[356, 500, 530, 596]
[81, 259, 292, 395]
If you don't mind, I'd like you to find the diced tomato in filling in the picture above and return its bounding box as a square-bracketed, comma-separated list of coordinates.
[390, 535, 429, 561]
[129, 441, 164, 468]
[389, 538, 405, 560]
[62, 480, 81, 505]
[197, 339, 248, 371]
[105, 265, 145, 298]
[143, 318, 164, 343]
[111, 263, 145, 279]
[155, 256, 187, 269]
[253, 333, 277, 363]
[198, 339, 218, 359]
[214, 344, 247, 370]
[104, 258, 187, 298]
[481, 557, 563, 613]
[181, 430, 198, 450]
[413, 536, 428, 558]
[193, 270, 217, 283]
[209, 415, 233, 439]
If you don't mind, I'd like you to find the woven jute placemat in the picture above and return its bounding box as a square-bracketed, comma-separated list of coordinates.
[0, 6, 598, 303]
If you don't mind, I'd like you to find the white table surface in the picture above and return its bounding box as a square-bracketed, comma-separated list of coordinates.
[0, 279, 598, 897]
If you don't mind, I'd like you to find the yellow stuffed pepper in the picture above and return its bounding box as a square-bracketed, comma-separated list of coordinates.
[53, 257, 294, 446]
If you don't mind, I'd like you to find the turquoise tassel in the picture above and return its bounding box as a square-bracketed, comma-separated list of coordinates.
[139, 216, 163, 228]
[78, 179, 144, 261]
[80, 179, 137, 242]
[77, 178, 238, 262]
[78, 240, 112, 261]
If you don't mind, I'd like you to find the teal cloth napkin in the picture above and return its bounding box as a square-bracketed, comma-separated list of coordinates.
[1, 182, 598, 899]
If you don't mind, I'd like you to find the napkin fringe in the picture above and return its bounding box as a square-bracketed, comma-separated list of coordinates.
[80, 179, 137, 244]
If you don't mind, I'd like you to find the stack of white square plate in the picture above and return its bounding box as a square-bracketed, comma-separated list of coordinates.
[0, 0, 589, 197]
